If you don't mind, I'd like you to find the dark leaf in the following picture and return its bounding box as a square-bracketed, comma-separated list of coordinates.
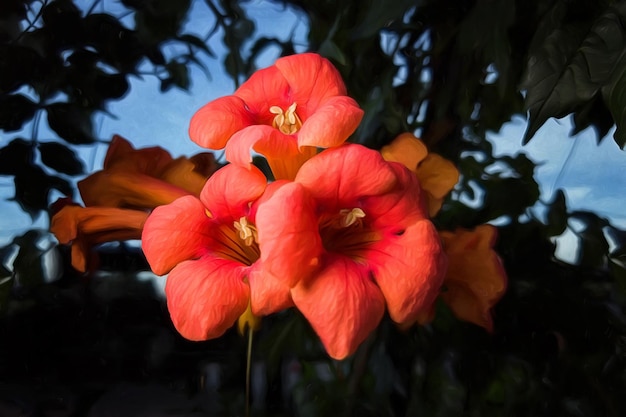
[545, 189, 567, 237]
[41, 0, 83, 46]
[46, 102, 94, 144]
[571, 211, 610, 268]
[95, 72, 129, 100]
[522, 2, 626, 144]
[0, 94, 38, 131]
[12, 164, 73, 218]
[164, 61, 189, 91]
[177, 33, 215, 56]
[38, 142, 84, 176]
[350, 0, 415, 40]
[11, 230, 52, 292]
[0, 138, 34, 175]
[83, 13, 144, 72]
[0, 44, 43, 94]
[521, 23, 596, 143]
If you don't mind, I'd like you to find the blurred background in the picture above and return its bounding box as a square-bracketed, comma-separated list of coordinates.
[1, 0, 626, 415]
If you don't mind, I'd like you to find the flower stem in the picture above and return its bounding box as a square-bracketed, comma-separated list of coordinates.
[245, 325, 254, 417]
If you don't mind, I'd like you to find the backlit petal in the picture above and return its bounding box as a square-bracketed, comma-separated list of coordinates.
[165, 257, 249, 340]
[159, 155, 218, 196]
[104, 134, 174, 175]
[439, 225, 507, 332]
[380, 132, 428, 170]
[142, 195, 212, 275]
[369, 219, 446, 325]
[291, 255, 385, 360]
[297, 96, 363, 149]
[79, 172, 190, 209]
[417, 153, 459, 216]
[189, 95, 256, 150]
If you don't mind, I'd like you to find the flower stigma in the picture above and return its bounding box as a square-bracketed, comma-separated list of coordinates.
[234, 216, 258, 246]
[270, 103, 302, 134]
[339, 208, 366, 227]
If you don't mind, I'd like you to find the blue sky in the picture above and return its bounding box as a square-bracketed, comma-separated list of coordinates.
[1, 0, 625, 265]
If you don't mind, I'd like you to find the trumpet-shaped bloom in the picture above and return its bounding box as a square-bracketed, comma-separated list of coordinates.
[438, 225, 508, 331]
[50, 199, 149, 272]
[141, 164, 290, 340]
[189, 53, 364, 180]
[381, 132, 459, 216]
[80, 135, 219, 209]
[253, 144, 447, 359]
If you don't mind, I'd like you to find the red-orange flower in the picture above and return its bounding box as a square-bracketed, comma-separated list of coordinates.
[381, 132, 459, 216]
[437, 225, 507, 331]
[79, 134, 219, 209]
[50, 199, 148, 272]
[189, 53, 364, 180]
[252, 144, 447, 359]
[141, 164, 291, 340]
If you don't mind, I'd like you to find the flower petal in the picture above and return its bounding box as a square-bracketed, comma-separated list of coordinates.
[200, 163, 267, 220]
[234, 65, 291, 116]
[418, 153, 459, 216]
[363, 162, 429, 230]
[439, 225, 507, 332]
[79, 172, 190, 209]
[295, 144, 397, 208]
[255, 181, 323, 292]
[297, 96, 363, 149]
[159, 156, 216, 197]
[369, 219, 446, 325]
[224, 124, 297, 168]
[104, 134, 174, 175]
[50, 204, 147, 244]
[165, 256, 250, 340]
[189, 95, 257, 150]
[380, 132, 428, 171]
[248, 267, 294, 316]
[142, 195, 213, 275]
[274, 53, 348, 115]
[291, 255, 385, 360]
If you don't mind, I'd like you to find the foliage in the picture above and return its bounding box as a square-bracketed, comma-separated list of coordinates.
[1, 0, 626, 415]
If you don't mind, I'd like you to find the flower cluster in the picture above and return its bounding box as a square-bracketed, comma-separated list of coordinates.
[50, 53, 507, 359]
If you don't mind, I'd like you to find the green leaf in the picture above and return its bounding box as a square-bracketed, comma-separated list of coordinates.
[0, 94, 38, 131]
[38, 142, 84, 176]
[521, 23, 596, 143]
[522, 2, 626, 144]
[46, 102, 94, 144]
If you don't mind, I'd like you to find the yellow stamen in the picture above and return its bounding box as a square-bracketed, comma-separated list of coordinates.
[339, 208, 366, 227]
[234, 216, 258, 246]
[270, 103, 302, 134]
